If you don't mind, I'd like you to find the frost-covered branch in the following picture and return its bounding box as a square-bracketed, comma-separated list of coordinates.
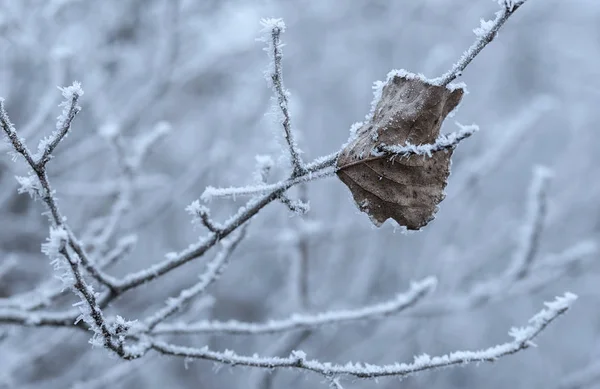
[0, 235, 136, 312]
[36, 83, 83, 166]
[109, 155, 338, 293]
[0, 5, 580, 386]
[142, 228, 246, 331]
[186, 200, 223, 233]
[433, 0, 529, 86]
[150, 293, 575, 379]
[152, 277, 436, 335]
[260, 18, 306, 176]
[201, 167, 336, 201]
[41, 227, 140, 358]
[1, 85, 116, 291]
[374, 123, 478, 158]
[201, 124, 477, 202]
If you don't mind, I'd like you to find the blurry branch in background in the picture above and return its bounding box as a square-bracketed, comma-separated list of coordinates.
[48, 0, 179, 177]
[0, 48, 71, 156]
[559, 360, 600, 389]
[152, 277, 436, 336]
[409, 167, 596, 317]
[0, 255, 17, 281]
[252, 184, 316, 389]
[449, 94, 556, 199]
[82, 121, 171, 252]
[69, 357, 152, 389]
[0, 0, 579, 386]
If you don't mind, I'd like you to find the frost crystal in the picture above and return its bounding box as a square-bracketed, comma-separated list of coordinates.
[56, 81, 83, 131]
[42, 226, 73, 289]
[473, 19, 495, 37]
[15, 174, 41, 198]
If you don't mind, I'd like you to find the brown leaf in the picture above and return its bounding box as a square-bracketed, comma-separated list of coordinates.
[336, 72, 464, 230]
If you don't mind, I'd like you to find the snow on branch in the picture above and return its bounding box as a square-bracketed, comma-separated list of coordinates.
[259, 18, 306, 176]
[150, 293, 575, 379]
[152, 277, 436, 335]
[432, 0, 529, 86]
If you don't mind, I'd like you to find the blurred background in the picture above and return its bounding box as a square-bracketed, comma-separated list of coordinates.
[0, 0, 599, 388]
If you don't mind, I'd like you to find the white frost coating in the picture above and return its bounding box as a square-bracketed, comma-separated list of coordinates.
[201, 167, 335, 201]
[56, 81, 83, 131]
[41, 226, 73, 289]
[497, 0, 522, 12]
[373, 123, 479, 158]
[41, 226, 68, 260]
[185, 199, 213, 229]
[508, 292, 577, 343]
[473, 18, 495, 37]
[33, 81, 84, 161]
[15, 174, 40, 198]
[259, 18, 286, 36]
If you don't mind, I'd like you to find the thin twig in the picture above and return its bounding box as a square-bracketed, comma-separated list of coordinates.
[434, 0, 529, 86]
[143, 228, 246, 331]
[261, 18, 306, 176]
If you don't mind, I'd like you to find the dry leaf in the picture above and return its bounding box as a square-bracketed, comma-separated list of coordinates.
[336, 72, 464, 230]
